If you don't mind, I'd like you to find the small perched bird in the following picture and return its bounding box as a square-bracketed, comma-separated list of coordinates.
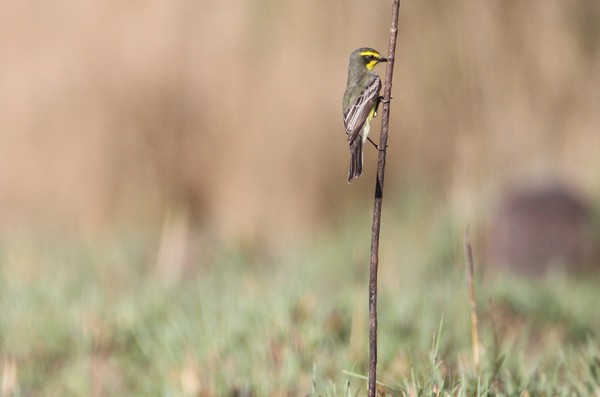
[343, 47, 387, 182]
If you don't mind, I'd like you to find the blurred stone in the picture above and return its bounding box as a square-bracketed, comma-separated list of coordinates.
[485, 183, 598, 276]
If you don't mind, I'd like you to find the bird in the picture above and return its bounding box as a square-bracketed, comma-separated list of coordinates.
[342, 47, 387, 183]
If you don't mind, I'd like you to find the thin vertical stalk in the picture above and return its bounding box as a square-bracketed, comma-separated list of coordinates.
[464, 228, 480, 371]
[368, 1, 401, 396]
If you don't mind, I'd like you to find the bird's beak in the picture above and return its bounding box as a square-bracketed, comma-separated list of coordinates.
[380, 57, 388, 62]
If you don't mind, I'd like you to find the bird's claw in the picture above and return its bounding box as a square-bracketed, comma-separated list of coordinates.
[367, 137, 387, 152]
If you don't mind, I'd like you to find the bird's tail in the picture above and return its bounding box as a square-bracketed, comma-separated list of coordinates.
[348, 138, 363, 183]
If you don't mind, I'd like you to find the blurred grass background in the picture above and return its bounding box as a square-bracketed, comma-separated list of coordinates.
[1, 0, 600, 395]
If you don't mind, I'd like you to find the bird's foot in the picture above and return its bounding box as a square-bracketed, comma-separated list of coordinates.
[367, 137, 387, 151]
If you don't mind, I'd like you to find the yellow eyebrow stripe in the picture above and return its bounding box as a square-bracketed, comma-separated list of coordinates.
[359, 51, 381, 58]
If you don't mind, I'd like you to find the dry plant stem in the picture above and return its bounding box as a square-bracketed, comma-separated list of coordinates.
[367, 1, 400, 396]
[464, 228, 480, 371]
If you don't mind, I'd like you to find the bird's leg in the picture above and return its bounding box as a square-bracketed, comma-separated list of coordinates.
[373, 96, 392, 118]
[367, 136, 387, 152]
[366, 96, 392, 152]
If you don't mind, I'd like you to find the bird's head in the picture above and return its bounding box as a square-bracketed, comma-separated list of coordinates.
[351, 48, 388, 71]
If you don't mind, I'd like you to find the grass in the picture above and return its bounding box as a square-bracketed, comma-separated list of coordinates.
[1, 206, 600, 396]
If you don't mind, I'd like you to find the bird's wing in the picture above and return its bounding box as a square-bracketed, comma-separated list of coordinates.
[344, 76, 381, 144]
